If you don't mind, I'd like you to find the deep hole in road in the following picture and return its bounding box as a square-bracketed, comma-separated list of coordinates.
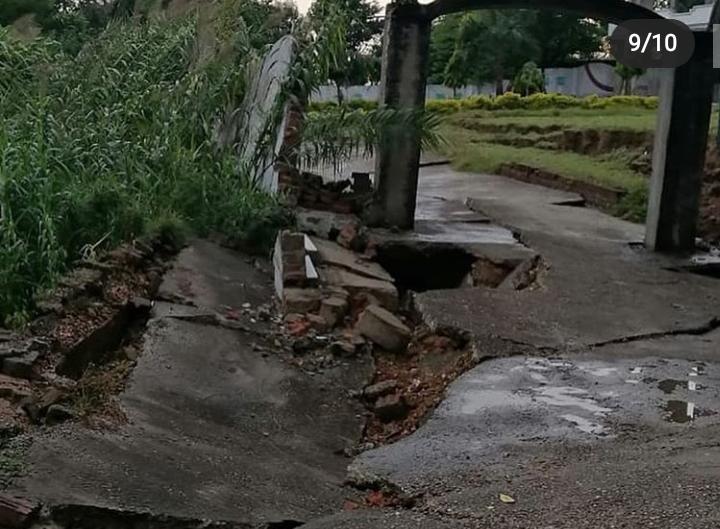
[374, 242, 476, 292]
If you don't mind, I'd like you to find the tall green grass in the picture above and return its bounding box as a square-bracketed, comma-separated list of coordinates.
[0, 17, 288, 325]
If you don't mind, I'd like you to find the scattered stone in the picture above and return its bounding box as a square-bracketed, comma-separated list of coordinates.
[283, 288, 322, 314]
[374, 393, 409, 422]
[0, 494, 39, 528]
[363, 379, 399, 401]
[45, 404, 76, 425]
[355, 305, 411, 353]
[321, 267, 398, 311]
[0, 375, 32, 402]
[2, 351, 40, 379]
[319, 297, 348, 328]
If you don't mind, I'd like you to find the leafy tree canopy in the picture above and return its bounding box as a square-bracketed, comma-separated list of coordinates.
[307, 0, 383, 99]
[430, 9, 604, 92]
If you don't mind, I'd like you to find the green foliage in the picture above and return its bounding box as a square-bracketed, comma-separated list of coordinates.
[512, 61, 544, 96]
[615, 63, 646, 95]
[0, 14, 288, 324]
[309, 94, 660, 114]
[429, 9, 604, 90]
[306, 0, 382, 100]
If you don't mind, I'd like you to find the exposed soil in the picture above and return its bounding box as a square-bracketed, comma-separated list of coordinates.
[0, 234, 181, 436]
[362, 326, 475, 445]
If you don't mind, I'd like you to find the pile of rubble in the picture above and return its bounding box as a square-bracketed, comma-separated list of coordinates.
[0, 234, 180, 435]
[274, 228, 411, 353]
[273, 214, 480, 445]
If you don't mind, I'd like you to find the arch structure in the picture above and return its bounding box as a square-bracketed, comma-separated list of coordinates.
[372, 0, 717, 252]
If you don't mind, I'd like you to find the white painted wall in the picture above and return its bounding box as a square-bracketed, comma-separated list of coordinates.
[311, 62, 665, 102]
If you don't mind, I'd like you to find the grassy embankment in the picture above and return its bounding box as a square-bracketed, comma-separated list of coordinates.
[436, 104, 718, 222]
[0, 11, 289, 326]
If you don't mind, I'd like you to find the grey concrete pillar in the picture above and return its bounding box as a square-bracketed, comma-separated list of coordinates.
[372, 2, 431, 229]
[645, 33, 714, 252]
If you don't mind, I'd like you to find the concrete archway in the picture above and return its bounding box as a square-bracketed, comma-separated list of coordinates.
[373, 0, 716, 252]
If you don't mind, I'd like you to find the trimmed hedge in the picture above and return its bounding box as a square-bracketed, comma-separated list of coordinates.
[309, 93, 659, 113]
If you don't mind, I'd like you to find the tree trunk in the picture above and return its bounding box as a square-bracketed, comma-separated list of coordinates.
[495, 75, 504, 96]
[335, 83, 344, 104]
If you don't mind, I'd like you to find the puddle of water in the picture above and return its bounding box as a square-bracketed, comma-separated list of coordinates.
[658, 379, 685, 394]
[458, 389, 530, 414]
[560, 413, 608, 436]
[533, 386, 611, 414]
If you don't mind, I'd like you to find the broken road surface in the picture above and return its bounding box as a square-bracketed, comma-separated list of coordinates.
[11, 241, 372, 526]
[8, 165, 720, 528]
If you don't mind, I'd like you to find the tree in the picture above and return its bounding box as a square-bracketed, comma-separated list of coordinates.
[445, 11, 539, 95]
[526, 11, 604, 68]
[513, 61, 544, 95]
[429, 14, 463, 83]
[307, 0, 382, 102]
[615, 63, 644, 95]
[429, 9, 603, 93]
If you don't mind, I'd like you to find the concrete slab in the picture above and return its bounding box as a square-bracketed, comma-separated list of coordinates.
[350, 353, 720, 527]
[13, 243, 372, 526]
[414, 166, 720, 353]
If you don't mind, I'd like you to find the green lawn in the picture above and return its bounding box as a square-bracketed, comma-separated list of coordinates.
[445, 107, 658, 132]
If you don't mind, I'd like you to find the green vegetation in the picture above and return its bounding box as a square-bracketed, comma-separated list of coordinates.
[0, 7, 294, 325]
[430, 10, 604, 93]
[310, 94, 661, 114]
[437, 107, 655, 221]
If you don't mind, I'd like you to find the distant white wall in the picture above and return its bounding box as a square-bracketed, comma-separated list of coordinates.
[311, 62, 666, 103]
[311, 82, 500, 103]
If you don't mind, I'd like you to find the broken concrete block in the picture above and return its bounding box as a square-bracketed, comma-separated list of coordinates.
[0, 494, 39, 528]
[2, 351, 39, 379]
[319, 297, 348, 328]
[363, 379, 398, 401]
[374, 393, 409, 422]
[283, 288, 322, 314]
[311, 238, 393, 282]
[354, 305, 411, 353]
[0, 375, 31, 402]
[321, 267, 398, 311]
